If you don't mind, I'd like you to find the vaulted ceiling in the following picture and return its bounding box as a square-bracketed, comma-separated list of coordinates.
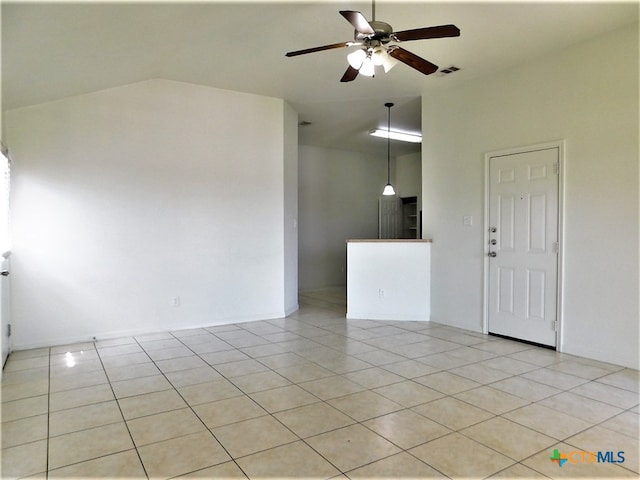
[3, 1, 638, 156]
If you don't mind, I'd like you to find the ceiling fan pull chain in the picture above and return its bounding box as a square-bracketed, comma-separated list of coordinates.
[372, 0, 376, 22]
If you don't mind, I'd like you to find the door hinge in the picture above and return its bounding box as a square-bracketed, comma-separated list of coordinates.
[551, 320, 557, 332]
[7, 324, 11, 337]
[553, 162, 560, 175]
[553, 241, 559, 254]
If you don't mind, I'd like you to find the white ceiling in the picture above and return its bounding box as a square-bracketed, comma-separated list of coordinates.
[3, 1, 638, 156]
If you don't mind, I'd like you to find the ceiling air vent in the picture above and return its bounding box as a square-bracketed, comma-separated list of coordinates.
[437, 65, 461, 77]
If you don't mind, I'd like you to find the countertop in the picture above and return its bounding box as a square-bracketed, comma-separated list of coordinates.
[347, 239, 432, 243]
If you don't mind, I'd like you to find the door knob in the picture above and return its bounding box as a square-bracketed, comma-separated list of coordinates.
[488, 252, 497, 257]
[1, 271, 9, 276]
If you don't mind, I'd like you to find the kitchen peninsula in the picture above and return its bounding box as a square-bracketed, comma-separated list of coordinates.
[346, 239, 431, 321]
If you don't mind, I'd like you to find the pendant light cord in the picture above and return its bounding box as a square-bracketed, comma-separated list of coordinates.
[385, 102, 393, 185]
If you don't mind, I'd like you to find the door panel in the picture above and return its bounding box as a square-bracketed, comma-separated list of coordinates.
[378, 196, 401, 239]
[488, 147, 559, 347]
[526, 269, 546, 320]
[498, 195, 516, 251]
[498, 267, 515, 313]
[528, 193, 547, 252]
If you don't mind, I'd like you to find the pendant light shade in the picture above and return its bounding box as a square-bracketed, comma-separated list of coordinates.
[382, 102, 396, 196]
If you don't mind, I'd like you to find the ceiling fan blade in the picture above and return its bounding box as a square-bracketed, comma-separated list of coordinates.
[339, 10, 375, 35]
[388, 47, 439, 76]
[340, 65, 360, 82]
[285, 41, 350, 57]
[394, 24, 460, 42]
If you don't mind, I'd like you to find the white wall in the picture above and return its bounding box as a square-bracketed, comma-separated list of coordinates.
[395, 151, 421, 202]
[283, 102, 299, 313]
[298, 145, 387, 290]
[6, 79, 297, 349]
[395, 151, 422, 238]
[422, 24, 639, 368]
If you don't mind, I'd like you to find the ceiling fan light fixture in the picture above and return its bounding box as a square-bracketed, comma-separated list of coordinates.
[371, 46, 398, 72]
[381, 53, 398, 73]
[359, 56, 376, 77]
[347, 48, 376, 77]
[347, 48, 366, 69]
[371, 46, 386, 65]
[285, 8, 461, 83]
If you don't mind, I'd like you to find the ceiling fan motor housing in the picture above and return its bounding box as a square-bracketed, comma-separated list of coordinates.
[355, 20, 393, 43]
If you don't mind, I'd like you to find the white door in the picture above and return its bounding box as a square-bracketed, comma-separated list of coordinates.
[488, 147, 559, 347]
[1, 147, 11, 369]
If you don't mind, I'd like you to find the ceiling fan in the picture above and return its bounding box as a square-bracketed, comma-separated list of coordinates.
[285, 8, 460, 82]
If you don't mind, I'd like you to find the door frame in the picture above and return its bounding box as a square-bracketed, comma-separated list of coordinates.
[482, 140, 566, 351]
[1, 143, 11, 370]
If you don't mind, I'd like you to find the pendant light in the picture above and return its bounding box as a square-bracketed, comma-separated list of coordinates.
[382, 102, 396, 196]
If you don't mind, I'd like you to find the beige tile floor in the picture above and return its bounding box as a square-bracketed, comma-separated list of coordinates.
[2, 288, 638, 479]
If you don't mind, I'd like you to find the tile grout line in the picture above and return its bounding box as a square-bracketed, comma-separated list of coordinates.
[45, 346, 51, 479]
[144, 331, 252, 478]
[191, 316, 556, 475]
[172, 323, 386, 477]
[94, 339, 151, 479]
[285, 316, 636, 477]
[207, 320, 472, 477]
[168, 324, 387, 476]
